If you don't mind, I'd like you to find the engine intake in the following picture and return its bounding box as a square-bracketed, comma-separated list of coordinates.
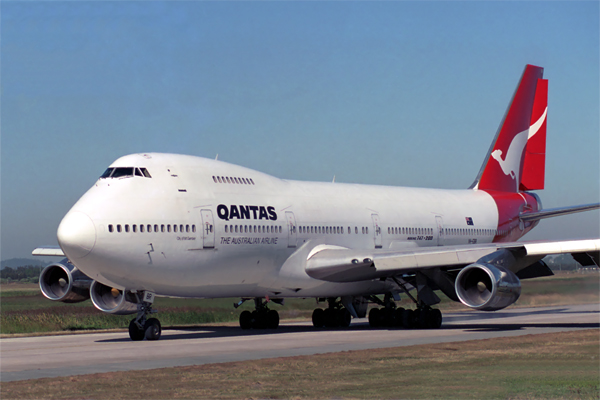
[455, 263, 521, 311]
[39, 259, 92, 303]
[90, 281, 138, 315]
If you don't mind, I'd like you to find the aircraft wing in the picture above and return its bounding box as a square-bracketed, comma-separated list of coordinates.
[305, 239, 600, 283]
[32, 247, 65, 257]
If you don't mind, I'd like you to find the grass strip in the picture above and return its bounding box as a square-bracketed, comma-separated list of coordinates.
[2, 329, 598, 399]
[2, 273, 598, 336]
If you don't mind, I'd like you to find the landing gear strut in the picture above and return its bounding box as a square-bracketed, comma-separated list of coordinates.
[312, 297, 352, 328]
[128, 292, 161, 341]
[238, 298, 280, 329]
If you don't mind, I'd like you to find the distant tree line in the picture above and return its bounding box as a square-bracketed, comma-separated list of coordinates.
[544, 254, 583, 271]
[1, 265, 42, 283]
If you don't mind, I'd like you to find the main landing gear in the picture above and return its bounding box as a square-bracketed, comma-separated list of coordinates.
[128, 292, 161, 341]
[237, 298, 280, 330]
[311, 297, 352, 328]
[368, 277, 443, 329]
[368, 303, 442, 329]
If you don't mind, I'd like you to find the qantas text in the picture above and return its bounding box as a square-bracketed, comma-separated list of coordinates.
[217, 205, 277, 221]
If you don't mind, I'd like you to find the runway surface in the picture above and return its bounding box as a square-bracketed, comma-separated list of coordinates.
[2, 303, 598, 382]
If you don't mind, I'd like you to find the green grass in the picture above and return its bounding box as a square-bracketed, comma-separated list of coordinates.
[0, 283, 316, 334]
[1, 272, 598, 335]
[2, 329, 598, 399]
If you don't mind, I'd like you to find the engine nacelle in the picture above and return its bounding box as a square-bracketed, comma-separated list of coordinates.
[455, 263, 521, 311]
[39, 259, 92, 303]
[90, 281, 138, 315]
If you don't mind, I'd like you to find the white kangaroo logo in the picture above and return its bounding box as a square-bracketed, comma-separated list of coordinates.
[491, 108, 547, 188]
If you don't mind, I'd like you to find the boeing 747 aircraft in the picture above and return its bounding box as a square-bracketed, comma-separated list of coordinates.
[34, 65, 599, 341]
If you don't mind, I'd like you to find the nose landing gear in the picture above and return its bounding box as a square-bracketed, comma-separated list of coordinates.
[128, 291, 161, 341]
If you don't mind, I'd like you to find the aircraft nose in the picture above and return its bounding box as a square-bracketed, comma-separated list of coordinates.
[57, 211, 96, 259]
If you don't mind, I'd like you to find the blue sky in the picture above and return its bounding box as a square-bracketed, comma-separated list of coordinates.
[2, 1, 599, 261]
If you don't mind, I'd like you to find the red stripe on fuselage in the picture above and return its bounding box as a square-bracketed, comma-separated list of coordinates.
[483, 190, 540, 242]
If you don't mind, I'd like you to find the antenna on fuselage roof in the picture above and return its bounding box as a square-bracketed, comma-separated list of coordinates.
[215, 154, 219, 160]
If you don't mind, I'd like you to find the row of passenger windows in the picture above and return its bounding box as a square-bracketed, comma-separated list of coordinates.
[106, 222, 508, 237]
[444, 228, 498, 236]
[225, 225, 282, 234]
[388, 227, 433, 235]
[297, 226, 369, 235]
[224, 225, 371, 235]
[212, 176, 255, 185]
[101, 167, 152, 179]
[108, 224, 196, 233]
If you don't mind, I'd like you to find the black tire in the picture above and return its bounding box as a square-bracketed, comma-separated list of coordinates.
[337, 309, 352, 328]
[239, 310, 252, 329]
[382, 308, 396, 327]
[402, 309, 415, 329]
[323, 308, 337, 328]
[251, 310, 266, 329]
[144, 318, 161, 341]
[429, 309, 442, 329]
[368, 308, 380, 328]
[394, 308, 405, 328]
[312, 308, 325, 328]
[267, 310, 279, 329]
[128, 319, 145, 341]
[417, 308, 429, 329]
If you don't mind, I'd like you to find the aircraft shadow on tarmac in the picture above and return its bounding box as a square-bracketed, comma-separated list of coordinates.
[97, 309, 600, 343]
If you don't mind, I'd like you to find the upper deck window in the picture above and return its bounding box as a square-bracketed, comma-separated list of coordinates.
[100, 167, 152, 179]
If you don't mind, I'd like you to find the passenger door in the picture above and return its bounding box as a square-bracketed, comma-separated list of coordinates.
[371, 214, 382, 249]
[435, 216, 444, 246]
[285, 211, 297, 248]
[200, 209, 215, 248]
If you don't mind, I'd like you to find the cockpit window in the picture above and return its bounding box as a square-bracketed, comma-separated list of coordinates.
[111, 167, 135, 178]
[100, 168, 114, 178]
[140, 168, 151, 178]
[100, 167, 152, 179]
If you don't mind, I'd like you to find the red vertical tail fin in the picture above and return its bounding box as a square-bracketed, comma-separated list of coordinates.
[519, 78, 547, 191]
[471, 65, 545, 192]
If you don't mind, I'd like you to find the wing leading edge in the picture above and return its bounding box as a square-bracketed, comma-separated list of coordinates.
[305, 238, 600, 283]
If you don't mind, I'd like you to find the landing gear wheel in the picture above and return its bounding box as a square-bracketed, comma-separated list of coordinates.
[251, 310, 265, 329]
[312, 308, 325, 328]
[416, 308, 429, 329]
[337, 309, 352, 328]
[394, 308, 405, 328]
[144, 318, 161, 340]
[239, 310, 252, 329]
[368, 308, 381, 328]
[128, 319, 145, 341]
[323, 308, 337, 328]
[267, 310, 280, 329]
[429, 309, 442, 329]
[402, 309, 415, 329]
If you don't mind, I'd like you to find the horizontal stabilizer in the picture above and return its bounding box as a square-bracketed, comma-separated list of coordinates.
[519, 203, 599, 222]
[32, 247, 65, 257]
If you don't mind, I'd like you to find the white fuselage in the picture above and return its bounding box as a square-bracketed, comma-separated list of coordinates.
[59, 153, 502, 299]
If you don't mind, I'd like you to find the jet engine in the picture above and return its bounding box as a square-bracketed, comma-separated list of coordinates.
[90, 281, 138, 315]
[455, 263, 521, 311]
[39, 259, 92, 303]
